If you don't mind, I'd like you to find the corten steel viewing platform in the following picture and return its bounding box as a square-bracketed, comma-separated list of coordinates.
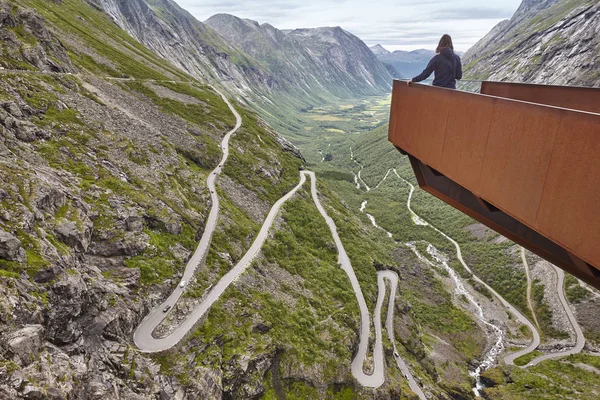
[388, 80, 600, 290]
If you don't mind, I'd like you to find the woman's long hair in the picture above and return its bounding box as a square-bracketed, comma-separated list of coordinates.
[436, 34, 454, 54]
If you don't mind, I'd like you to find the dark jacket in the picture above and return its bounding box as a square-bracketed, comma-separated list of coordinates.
[412, 48, 462, 89]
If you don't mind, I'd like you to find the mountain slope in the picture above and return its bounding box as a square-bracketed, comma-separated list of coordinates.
[463, 0, 600, 86]
[205, 14, 393, 98]
[0, 1, 425, 399]
[79, 2, 395, 144]
[86, 0, 265, 91]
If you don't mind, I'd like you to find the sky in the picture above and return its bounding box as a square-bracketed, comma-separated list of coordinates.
[176, 0, 523, 52]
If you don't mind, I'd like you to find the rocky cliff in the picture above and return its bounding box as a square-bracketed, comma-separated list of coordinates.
[86, 0, 265, 93]
[463, 0, 600, 87]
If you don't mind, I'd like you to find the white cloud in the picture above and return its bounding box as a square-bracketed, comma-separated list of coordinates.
[174, 0, 523, 52]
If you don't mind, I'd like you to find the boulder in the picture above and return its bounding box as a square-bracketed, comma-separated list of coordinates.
[0, 2, 17, 27]
[125, 214, 144, 232]
[86, 380, 108, 399]
[36, 188, 67, 214]
[21, 385, 45, 399]
[6, 325, 45, 366]
[2, 102, 23, 118]
[0, 230, 26, 263]
[12, 120, 49, 142]
[46, 274, 88, 344]
[55, 220, 92, 252]
[33, 268, 56, 284]
[164, 220, 182, 235]
[88, 232, 150, 257]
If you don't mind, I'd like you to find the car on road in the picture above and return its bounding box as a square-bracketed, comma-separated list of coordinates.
[394, 351, 399, 358]
[179, 280, 186, 288]
[163, 305, 172, 313]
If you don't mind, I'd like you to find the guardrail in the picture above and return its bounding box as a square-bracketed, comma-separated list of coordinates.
[388, 80, 600, 290]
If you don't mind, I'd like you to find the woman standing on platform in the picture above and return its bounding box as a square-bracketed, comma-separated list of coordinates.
[408, 34, 462, 89]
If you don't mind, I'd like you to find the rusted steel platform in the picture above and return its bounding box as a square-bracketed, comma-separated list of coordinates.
[481, 81, 600, 114]
[389, 80, 600, 290]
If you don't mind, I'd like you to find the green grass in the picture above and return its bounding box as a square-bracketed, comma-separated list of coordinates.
[482, 354, 600, 399]
[564, 274, 589, 303]
[513, 350, 543, 366]
[125, 225, 197, 285]
[0, 259, 23, 279]
[17, 0, 189, 80]
[122, 81, 235, 134]
[10, 25, 38, 46]
[187, 190, 359, 378]
[532, 280, 569, 340]
[17, 230, 50, 276]
[179, 181, 396, 392]
[405, 278, 484, 360]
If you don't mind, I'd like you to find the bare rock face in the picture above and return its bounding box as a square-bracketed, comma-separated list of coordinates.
[55, 220, 93, 252]
[5, 325, 45, 366]
[0, 230, 26, 263]
[464, 0, 600, 87]
[0, 1, 74, 72]
[88, 231, 150, 257]
[0, 100, 51, 143]
[35, 187, 67, 215]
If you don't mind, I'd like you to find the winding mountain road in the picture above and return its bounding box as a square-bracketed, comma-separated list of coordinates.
[350, 147, 370, 191]
[133, 94, 424, 396]
[526, 266, 585, 367]
[391, 170, 541, 369]
[310, 172, 425, 396]
[134, 88, 241, 351]
[379, 271, 427, 399]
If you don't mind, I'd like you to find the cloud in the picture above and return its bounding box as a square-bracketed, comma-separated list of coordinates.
[175, 0, 522, 51]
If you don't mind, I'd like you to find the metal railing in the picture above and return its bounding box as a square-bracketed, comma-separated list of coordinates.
[407, 78, 482, 93]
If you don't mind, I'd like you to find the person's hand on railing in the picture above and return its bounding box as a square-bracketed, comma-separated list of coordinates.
[407, 79, 413, 87]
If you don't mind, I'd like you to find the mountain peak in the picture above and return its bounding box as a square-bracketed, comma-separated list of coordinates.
[370, 44, 391, 56]
[204, 19, 392, 96]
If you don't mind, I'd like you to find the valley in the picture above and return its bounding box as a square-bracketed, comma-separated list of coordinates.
[0, 0, 599, 398]
[272, 87, 600, 397]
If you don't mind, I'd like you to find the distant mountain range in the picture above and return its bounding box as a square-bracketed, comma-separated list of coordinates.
[205, 14, 392, 100]
[88, 0, 393, 112]
[464, 0, 600, 87]
[371, 45, 469, 80]
[370, 46, 435, 79]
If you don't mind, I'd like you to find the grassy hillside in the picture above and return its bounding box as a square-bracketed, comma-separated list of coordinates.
[0, 1, 448, 398]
